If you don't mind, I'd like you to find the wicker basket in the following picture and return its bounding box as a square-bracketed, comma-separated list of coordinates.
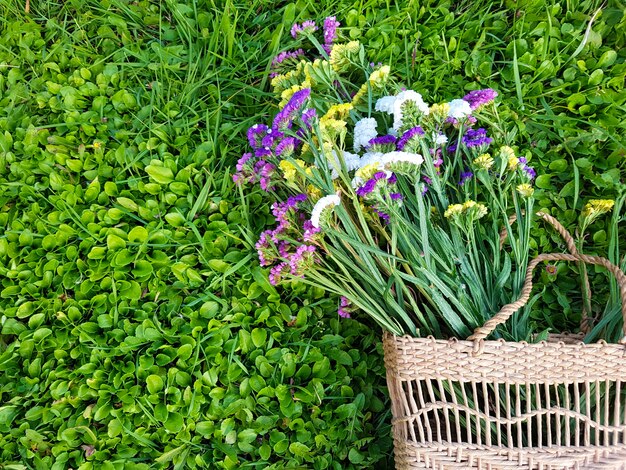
[383, 252, 626, 469]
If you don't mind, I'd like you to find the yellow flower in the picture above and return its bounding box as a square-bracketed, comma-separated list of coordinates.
[320, 118, 347, 142]
[444, 204, 464, 219]
[330, 41, 360, 72]
[582, 199, 615, 218]
[93, 141, 102, 150]
[355, 163, 380, 181]
[463, 200, 488, 219]
[279, 80, 311, 107]
[516, 183, 535, 198]
[473, 154, 494, 170]
[500, 146, 515, 159]
[368, 65, 390, 88]
[307, 184, 322, 200]
[279, 159, 308, 183]
[507, 156, 519, 171]
[429, 103, 450, 120]
[322, 103, 353, 121]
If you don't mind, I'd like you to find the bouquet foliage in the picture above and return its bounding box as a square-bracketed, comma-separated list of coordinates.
[235, 17, 614, 340]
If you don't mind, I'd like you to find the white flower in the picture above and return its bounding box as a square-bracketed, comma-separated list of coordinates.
[375, 96, 396, 113]
[311, 194, 341, 228]
[434, 133, 448, 146]
[351, 176, 363, 189]
[392, 90, 429, 130]
[330, 150, 361, 179]
[447, 99, 472, 119]
[358, 151, 384, 168]
[353, 118, 378, 152]
[380, 151, 424, 167]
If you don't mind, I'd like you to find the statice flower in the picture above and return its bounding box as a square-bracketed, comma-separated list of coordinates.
[269, 262, 289, 285]
[356, 171, 394, 198]
[272, 48, 305, 68]
[375, 95, 397, 113]
[393, 90, 429, 130]
[235, 152, 253, 173]
[303, 220, 321, 242]
[516, 183, 534, 198]
[380, 151, 424, 175]
[434, 133, 448, 146]
[291, 20, 318, 39]
[462, 128, 493, 148]
[256, 160, 277, 191]
[275, 137, 297, 157]
[517, 157, 536, 180]
[396, 126, 425, 151]
[463, 89, 498, 110]
[447, 99, 472, 120]
[353, 117, 378, 152]
[247, 124, 269, 148]
[366, 134, 397, 153]
[473, 153, 494, 170]
[374, 209, 390, 223]
[272, 88, 311, 132]
[338, 296, 351, 318]
[311, 193, 341, 228]
[288, 244, 317, 276]
[459, 169, 474, 186]
[322, 16, 340, 54]
[330, 150, 361, 179]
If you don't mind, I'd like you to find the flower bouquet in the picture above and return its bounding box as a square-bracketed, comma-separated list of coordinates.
[235, 17, 539, 340]
[236, 17, 626, 469]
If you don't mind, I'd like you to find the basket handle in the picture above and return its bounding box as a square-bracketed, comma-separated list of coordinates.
[468, 253, 626, 345]
[500, 211, 593, 334]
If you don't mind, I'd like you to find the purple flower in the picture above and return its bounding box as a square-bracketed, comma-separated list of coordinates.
[390, 192, 403, 201]
[356, 179, 377, 197]
[463, 89, 498, 110]
[459, 169, 474, 185]
[301, 108, 317, 128]
[387, 173, 397, 184]
[272, 48, 305, 67]
[255, 147, 272, 158]
[247, 124, 268, 148]
[447, 143, 458, 154]
[396, 126, 425, 151]
[446, 115, 478, 127]
[523, 165, 536, 179]
[366, 134, 397, 152]
[323, 16, 340, 54]
[338, 296, 351, 318]
[272, 88, 311, 132]
[374, 209, 390, 223]
[236, 152, 253, 172]
[291, 20, 317, 39]
[275, 137, 297, 156]
[462, 128, 493, 148]
[288, 244, 316, 275]
[258, 162, 276, 191]
[269, 262, 288, 285]
[303, 220, 321, 241]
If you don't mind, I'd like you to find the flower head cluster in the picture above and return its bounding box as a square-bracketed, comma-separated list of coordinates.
[463, 89, 498, 110]
[291, 20, 318, 39]
[311, 193, 341, 228]
[396, 126, 424, 151]
[338, 296, 351, 318]
[323, 16, 341, 54]
[273, 88, 311, 132]
[462, 128, 493, 149]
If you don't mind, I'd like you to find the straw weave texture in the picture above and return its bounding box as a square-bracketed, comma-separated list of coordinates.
[383, 252, 626, 469]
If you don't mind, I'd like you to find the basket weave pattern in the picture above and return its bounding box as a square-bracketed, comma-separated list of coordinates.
[383, 252, 626, 469]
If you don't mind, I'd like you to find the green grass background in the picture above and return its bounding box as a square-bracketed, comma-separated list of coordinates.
[0, 0, 624, 468]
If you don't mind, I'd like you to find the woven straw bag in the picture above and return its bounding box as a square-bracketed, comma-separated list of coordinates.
[383, 218, 626, 469]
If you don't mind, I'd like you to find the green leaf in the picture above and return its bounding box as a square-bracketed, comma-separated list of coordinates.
[251, 328, 267, 348]
[146, 374, 164, 394]
[146, 164, 174, 184]
[164, 412, 184, 433]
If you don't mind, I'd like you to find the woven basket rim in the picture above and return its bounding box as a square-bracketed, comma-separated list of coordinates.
[383, 331, 624, 349]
